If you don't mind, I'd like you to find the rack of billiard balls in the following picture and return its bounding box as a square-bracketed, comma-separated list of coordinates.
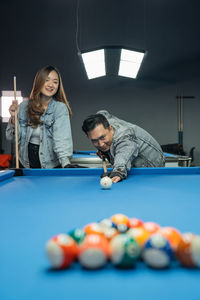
[46, 213, 200, 270]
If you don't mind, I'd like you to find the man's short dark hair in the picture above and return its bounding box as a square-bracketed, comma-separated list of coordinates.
[82, 114, 110, 135]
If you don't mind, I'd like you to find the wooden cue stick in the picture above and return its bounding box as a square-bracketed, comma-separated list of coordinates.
[102, 157, 107, 173]
[13, 76, 19, 169]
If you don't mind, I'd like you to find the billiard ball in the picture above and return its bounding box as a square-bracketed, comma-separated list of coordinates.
[98, 218, 119, 240]
[103, 227, 119, 241]
[84, 222, 105, 236]
[78, 234, 110, 269]
[176, 232, 200, 268]
[142, 233, 173, 269]
[46, 233, 77, 269]
[128, 217, 144, 228]
[100, 176, 112, 189]
[111, 213, 130, 233]
[111, 213, 129, 225]
[143, 222, 160, 234]
[68, 228, 86, 244]
[110, 233, 140, 268]
[99, 218, 113, 229]
[159, 226, 183, 253]
[115, 223, 130, 233]
[127, 227, 151, 248]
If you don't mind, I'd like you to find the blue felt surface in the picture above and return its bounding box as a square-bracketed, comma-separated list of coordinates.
[1, 168, 200, 300]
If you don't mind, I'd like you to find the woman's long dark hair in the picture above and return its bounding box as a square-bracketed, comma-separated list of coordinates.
[28, 65, 72, 127]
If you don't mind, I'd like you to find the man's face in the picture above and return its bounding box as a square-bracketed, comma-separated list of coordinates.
[87, 124, 114, 152]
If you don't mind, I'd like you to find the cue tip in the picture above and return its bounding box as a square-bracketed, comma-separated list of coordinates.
[102, 159, 107, 173]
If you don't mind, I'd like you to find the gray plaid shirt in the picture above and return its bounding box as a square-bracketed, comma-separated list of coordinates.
[97, 110, 165, 176]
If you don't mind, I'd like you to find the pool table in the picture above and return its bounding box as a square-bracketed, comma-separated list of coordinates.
[1, 167, 200, 300]
[72, 150, 192, 167]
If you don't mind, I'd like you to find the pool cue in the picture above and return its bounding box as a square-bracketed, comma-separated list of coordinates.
[176, 95, 195, 147]
[102, 157, 107, 174]
[13, 76, 19, 169]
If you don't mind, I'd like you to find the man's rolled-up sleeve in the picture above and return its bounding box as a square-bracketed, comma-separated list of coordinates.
[113, 136, 139, 175]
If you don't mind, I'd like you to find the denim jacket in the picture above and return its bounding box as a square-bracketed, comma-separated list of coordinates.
[97, 110, 165, 176]
[6, 99, 73, 168]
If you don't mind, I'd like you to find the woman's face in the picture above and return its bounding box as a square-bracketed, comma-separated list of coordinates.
[40, 70, 59, 98]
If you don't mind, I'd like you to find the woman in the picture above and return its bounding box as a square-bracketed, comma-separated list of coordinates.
[6, 65, 73, 168]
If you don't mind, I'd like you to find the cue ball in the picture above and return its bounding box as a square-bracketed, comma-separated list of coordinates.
[100, 176, 112, 189]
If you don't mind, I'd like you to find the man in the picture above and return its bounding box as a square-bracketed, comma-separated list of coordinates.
[82, 110, 165, 183]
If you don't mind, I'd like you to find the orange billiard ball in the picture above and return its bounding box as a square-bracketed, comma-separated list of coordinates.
[159, 227, 183, 252]
[111, 213, 129, 225]
[127, 227, 152, 248]
[128, 218, 144, 229]
[84, 222, 105, 236]
[78, 234, 110, 269]
[143, 222, 160, 234]
[46, 234, 78, 269]
[111, 213, 130, 233]
[176, 232, 200, 268]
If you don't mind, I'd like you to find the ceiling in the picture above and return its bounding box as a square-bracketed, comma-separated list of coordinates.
[1, 0, 200, 96]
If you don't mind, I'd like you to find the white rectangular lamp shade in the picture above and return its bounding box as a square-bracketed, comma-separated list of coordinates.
[81, 49, 106, 79]
[0, 91, 23, 122]
[118, 49, 145, 79]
